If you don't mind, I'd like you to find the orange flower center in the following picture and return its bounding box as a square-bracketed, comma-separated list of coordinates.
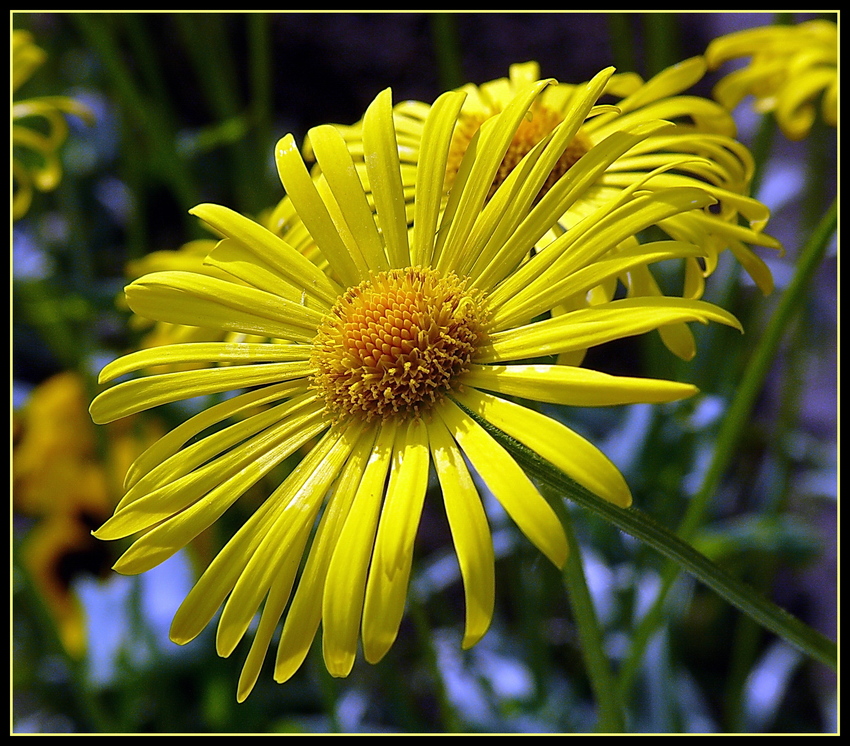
[311, 268, 486, 421]
[447, 104, 594, 202]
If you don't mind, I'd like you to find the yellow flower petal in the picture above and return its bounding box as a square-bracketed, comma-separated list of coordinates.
[438, 399, 568, 569]
[124, 270, 323, 342]
[275, 134, 363, 286]
[274, 426, 377, 684]
[97, 341, 309, 385]
[124, 380, 307, 490]
[111, 415, 328, 576]
[410, 89, 468, 267]
[90, 359, 313, 424]
[428, 414, 495, 649]
[308, 124, 390, 273]
[480, 297, 742, 363]
[361, 88, 411, 269]
[463, 363, 697, 409]
[322, 421, 396, 677]
[454, 387, 633, 508]
[362, 418, 430, 664]
[219, 426, 353, 668]
[190, 202, 341, 305]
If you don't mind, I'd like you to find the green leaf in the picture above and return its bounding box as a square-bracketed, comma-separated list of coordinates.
[462, 403, 837, 672]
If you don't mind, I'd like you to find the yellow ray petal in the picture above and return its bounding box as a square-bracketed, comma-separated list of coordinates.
[438, 399, 568, 569]
[453, 387, 632, 508]
[362, 418, 430, 664]
[108, 412, 328, 574]
[124, 379, 307, 489]
[124, 270, 323, 343]
[322, 420, 397, 677]
[308, 124, 390, 273]
[479, 297, 742, 363]
[275, 134, 364, 286]
[410, 89, 467, 267]
[361, 88, 410, 268]
[190, 202, 340, 305]
[274, 425, 377, 684]
[168, 423, 349, 649]
[428, 415, 495, 649]
[97, 342, 309, 385]
[109, 394, 320, 518]
[90, 359, 313, 424]
[462, 363, 697, 409]
[218, 425, 352, 664]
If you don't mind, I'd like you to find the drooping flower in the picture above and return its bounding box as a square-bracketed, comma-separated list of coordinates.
[12, 29, 94, 220]
[90, 72, 744, 701]
[310, 59, 780, 360]
[705, 19, 838, 141]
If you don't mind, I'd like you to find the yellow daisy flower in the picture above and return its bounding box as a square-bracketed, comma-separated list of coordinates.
[90, 72, 743, 701]
[706, 19, 838, 141]
[12, 29, 94, 220]
[317, 59, 780, 361]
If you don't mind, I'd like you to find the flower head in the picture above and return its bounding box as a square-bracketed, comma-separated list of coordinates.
[90, 73, 743, 701]
[706, 19, 838, 140]
[12, 29, 94, 220]
[306, 60, 780, 361]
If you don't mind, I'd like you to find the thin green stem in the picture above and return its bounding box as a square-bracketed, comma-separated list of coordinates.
[553, 498, 626, 732]
[642, 13, 680, 78]
[173, 14, 260, 215]
[430, 13, 465, 91]
[723, 307, 811, 731]
[607, 14, 637, 74]
[410, 590, 463, 732]
[457, 404, 837, 676]
[248, 13, 274, 177]
[616, 198, 837, 698]
[70, 13, 199, 216]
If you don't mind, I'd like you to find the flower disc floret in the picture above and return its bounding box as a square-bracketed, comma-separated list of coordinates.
[311, 267, 486, 421]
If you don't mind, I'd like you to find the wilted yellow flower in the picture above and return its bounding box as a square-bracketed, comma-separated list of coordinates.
[12, 29, 93, 220]
[706, 19, 838, 140]
[90, 73, 743, 701]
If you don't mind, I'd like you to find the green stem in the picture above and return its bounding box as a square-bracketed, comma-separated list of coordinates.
[248, 13, 274, 177]
[616, 198, 837, 697]
[642, 13, 680, 78]
[459, 405, 837, 675]
[70, 13, 199, 214]
[723, 304, 811, 731]
[173, 14, 260, 215]
[607, 14, 637, 74]
[553, 498, 626, 732]
[430, 13, 465, 91]
[409, 590, 463, 732]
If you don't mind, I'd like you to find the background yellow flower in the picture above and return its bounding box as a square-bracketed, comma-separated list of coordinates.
[706, 19, 838, 140]
[12, 29, 93, 220]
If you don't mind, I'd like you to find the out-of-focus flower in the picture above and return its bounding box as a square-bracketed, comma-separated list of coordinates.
[90, 75, 743, 701]
[297, 59, 780, 361]
[706, 19, 838, 140]
[13, 372, 161, 657]
[12, 29, 94, 220]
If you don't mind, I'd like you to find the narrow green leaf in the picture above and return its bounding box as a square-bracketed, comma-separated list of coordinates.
[462, 404, 837, 672]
